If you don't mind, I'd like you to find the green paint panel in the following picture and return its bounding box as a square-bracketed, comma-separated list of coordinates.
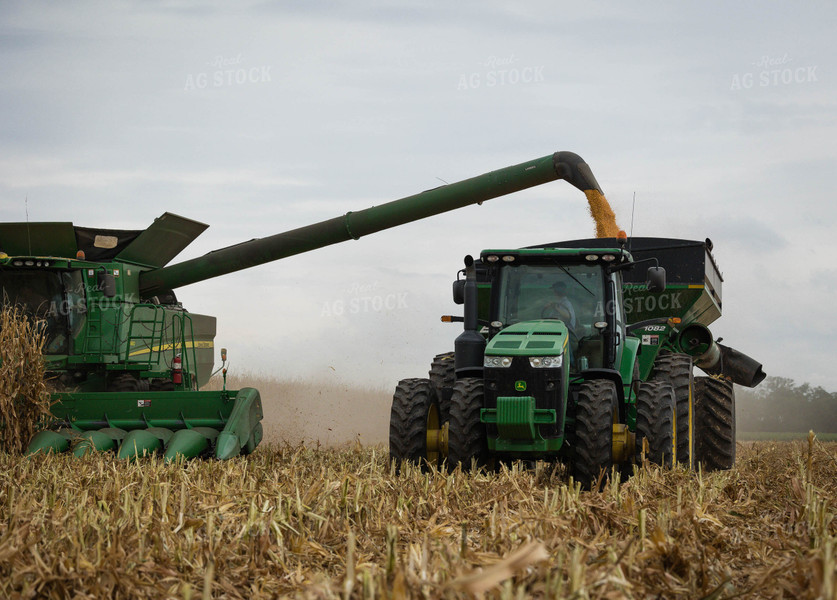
[214, 388, 263, 460]
[115, 212, 208, 268]
[26, 430, 72, 455]
[49, 390, 236, 431]
[496, 396, 537, 440]
[74, 430, 118, 456]
[164, 429, 210, 462]
[118, 430, 163, 460]
[486, 320, 568, 357]
[0, 222, 78, 257]
[623, 285, 717, 326]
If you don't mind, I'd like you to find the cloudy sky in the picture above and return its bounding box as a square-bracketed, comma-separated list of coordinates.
[1, 1, 835, 392]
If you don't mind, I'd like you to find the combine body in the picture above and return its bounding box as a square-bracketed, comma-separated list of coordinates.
[0, 215, 262, 460]
[1, 150, 610, 461]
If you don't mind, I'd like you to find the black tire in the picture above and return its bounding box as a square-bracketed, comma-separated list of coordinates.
[693, 376, 735, 471]
[635, 380, 676, 467]
[149, 378, 175, 391]
[569, 379, 617, 490]
[429, 352, 455, 423]
[651, 352, 694, 467]
[447, 378, 488, 470]
[389, 378, 440, 471]
[108, 373, 144, 392]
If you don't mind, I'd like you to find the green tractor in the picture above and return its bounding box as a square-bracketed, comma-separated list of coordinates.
[2, 150, 614, 461]
[390, 234, 765, 486]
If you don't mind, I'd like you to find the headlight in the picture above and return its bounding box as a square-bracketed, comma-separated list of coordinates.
[484, 355, 513, 368]
[529, 355, 563, 369]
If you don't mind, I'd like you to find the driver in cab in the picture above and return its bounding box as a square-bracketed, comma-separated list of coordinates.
[541, 281, 577, 331]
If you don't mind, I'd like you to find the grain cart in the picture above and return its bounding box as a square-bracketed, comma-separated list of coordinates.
[552, 237, 765, 471]
[390, 237, 765, 486]
[1, 151, 602, 461]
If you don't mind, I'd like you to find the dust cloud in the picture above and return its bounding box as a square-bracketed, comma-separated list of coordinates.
[210, 372, 392, 446]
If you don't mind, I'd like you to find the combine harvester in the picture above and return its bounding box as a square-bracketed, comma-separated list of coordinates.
[2, 151, 612, 461]
[389, 186, 766, 486]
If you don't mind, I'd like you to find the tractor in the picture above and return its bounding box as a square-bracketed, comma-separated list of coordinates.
[389, 233, 765, 486]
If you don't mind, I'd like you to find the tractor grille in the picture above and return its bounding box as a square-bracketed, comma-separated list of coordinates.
[484, 358, 564, 438]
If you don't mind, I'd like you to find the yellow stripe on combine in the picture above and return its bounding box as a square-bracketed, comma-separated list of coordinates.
[128, 340, 214, 357]
[687, 284, 704, 289]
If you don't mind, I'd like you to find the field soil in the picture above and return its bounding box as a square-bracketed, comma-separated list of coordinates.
[2, 438, 836, 598]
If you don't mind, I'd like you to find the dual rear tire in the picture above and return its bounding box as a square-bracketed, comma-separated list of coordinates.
[651, 352, 694, 466]
[693, 376, 736, 471]
[635, 380, 676, 467]
[389, 375, 488, 472]
[389, 378, 440, 470]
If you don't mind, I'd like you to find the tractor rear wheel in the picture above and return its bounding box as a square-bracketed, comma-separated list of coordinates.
[693, 376, 735, 471]
[652, 352, 694, 467]
[389, 378, 442, 472]
[429, 351, 455, 423]
[635, 380, 676, 467]
[447, 378, 487, 471]
[569, 379, 618, 490]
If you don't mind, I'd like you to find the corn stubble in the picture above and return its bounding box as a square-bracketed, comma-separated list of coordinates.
[1, 440, 835, 598]
[0, 304, 53, 455]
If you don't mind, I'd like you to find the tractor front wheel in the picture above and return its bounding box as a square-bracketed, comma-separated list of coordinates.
[693, 376, 735, 471]
[447, 378, 487, 471]
[635, 380, 676, 467]
[570, 379, 618, 490]
[389, 378, 443, 472]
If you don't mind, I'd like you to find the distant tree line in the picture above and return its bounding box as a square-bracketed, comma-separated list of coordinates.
[736, 376, 837, 433]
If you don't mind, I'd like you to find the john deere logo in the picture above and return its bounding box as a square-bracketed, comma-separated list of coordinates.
[514, 381, 527, 392]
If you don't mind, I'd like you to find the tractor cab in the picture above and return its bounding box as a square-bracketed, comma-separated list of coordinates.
[481, 248, 632, 373]
[472, 248, 634, 454]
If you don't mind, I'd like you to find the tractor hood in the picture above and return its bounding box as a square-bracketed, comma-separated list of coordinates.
[486, 320, 569, 356]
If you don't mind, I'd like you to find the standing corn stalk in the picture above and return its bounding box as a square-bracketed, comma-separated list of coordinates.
[0, 304, 52, 454]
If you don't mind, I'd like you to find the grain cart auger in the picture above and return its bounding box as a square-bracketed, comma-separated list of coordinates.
[1, 151, 601, 461]
[390, 238, 766, 487]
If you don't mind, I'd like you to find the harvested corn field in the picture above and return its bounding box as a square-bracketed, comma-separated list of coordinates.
[2, 440, 836, 598]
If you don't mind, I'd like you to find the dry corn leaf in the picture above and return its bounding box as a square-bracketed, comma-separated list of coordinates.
[450, 540, 549, 594]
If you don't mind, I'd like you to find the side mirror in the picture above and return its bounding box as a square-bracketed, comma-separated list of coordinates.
[646, 266, 666, 293]
[97, 271, 116, 298]
[452, 280, 465, 305]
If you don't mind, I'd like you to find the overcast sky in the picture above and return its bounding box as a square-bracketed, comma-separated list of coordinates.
[1, 1, 835, 392]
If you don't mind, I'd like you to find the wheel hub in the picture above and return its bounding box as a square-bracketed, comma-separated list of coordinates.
[426, 422, 449, 461]
[612, 423, 635, 463]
